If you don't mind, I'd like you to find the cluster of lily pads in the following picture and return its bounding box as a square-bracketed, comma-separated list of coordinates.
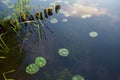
[26, 56, 47, 74]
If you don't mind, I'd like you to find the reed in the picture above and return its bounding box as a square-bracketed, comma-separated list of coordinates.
[0, 0, 61, 54]
[3, 70, 16, 80]
[0, 33, 9, 53]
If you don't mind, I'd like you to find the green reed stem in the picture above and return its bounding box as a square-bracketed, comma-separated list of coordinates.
[3, 70, 15, 80]
[0, 33, 9, 53]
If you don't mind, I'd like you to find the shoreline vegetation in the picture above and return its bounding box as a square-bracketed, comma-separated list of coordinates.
[0, 0, 60, 79]
[0, 0, 60, 54]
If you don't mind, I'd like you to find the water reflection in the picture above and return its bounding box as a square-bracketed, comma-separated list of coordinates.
[1, 0, 120, 80]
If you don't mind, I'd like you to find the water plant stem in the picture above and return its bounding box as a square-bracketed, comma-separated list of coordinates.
[0, 33, 9, 53]
[3, 70, 15, 80]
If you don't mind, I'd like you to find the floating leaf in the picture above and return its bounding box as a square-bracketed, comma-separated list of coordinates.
[62, 18, 68, 22]
[35, 56, 47, 67]
[72, 75, 85, 80]
[58, 48, 69, 56]
[26, 63, 40, 74]
[89, 31, 98, 38]
[50, 18, 58, 23]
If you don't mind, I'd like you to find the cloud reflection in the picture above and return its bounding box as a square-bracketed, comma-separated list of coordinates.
[55, 0, 120, 22]
[65, 3, 107, 18]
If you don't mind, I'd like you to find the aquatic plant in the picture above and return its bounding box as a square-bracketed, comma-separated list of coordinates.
[0, 56, 6, 59]
[19, 37, 28, 54]
[0, 33, 9, 53]
[35, 56, 47, 67]
[1, 0, 60, 40]
[36, 12, 43, 20]
[26, 56, 46, 74]
[47, 7, 53, 16]
[55, 4, 61, 13]
[26, 63, 40, 74]
[62, 18, 68, 22]
[72, 75, 85, 80]
[58, 48, 69, 56]
[0, 0, 61, 55]
[89, 31, 98, 38]
[44, 9, 48, 19]
[50, 18, 58, 23]
[3, 70, 16, 80]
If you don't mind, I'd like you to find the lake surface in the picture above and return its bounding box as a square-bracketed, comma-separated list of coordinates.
[0, 0, 120, 80]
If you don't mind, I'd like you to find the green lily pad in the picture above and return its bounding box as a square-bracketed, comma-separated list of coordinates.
[58, 48, 69, 56]
[35, 56, 47, 67]
[89, 31, 98, 38]
[62, 18, 68, 22]
[26, 63, 40, 74]
[50, 18, 58, 23]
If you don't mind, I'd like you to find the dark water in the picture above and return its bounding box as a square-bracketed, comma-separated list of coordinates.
[0, 0, 120, 80]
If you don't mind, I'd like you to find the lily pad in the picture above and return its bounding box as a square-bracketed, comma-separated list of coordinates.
[50, 18, 58, 23]
[35, 56, 47, 67]
[62, 19, 68, 22]
[58, 48, 69, 56]
[89, 31, 98, 38]
[26, 63, 40, 74]
[72, 75, 85, 80]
